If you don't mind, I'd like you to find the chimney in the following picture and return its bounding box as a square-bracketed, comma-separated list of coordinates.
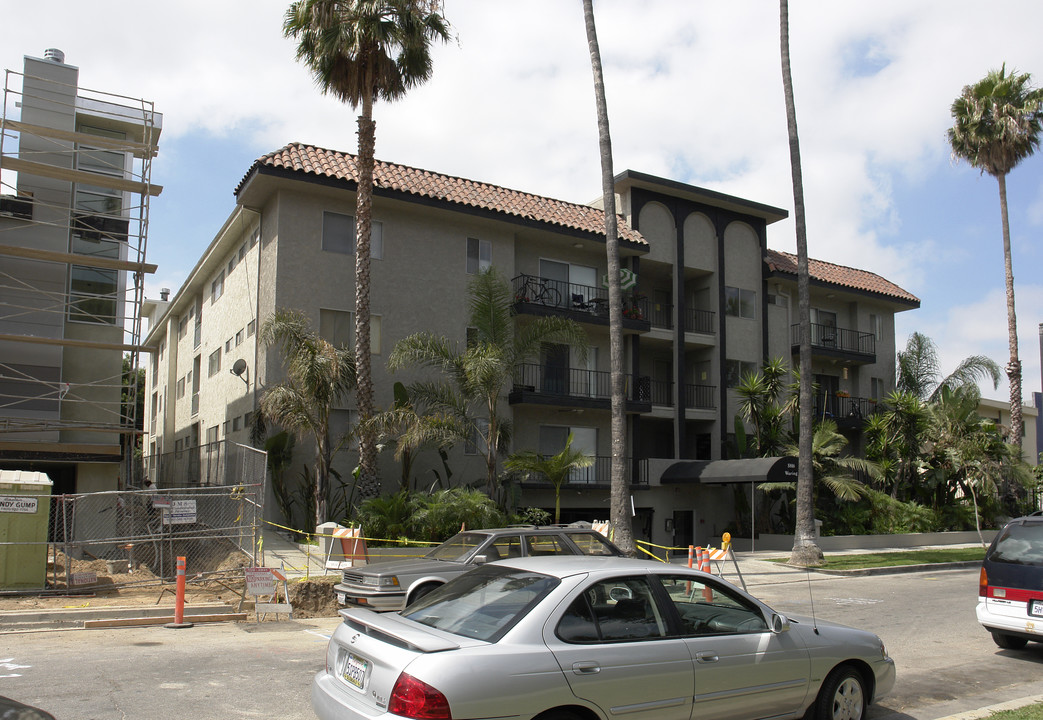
[160, 288, 170, 301]
[43, 48, 66, 64]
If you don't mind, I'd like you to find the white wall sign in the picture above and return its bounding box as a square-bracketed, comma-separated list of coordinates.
[0, 496, 38, 513]
[163, 499, 197, 525]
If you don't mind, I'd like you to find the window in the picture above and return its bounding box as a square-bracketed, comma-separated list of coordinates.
[176, 377, 185, 399]
[249, 226, 260, 248]
[178, 316, 188, 340]
[206, 425, 219, 444]
[725, 359, 758, 388]
[465, 418, 489, 455]
[208, 349, 221, 377]
[659, 575, 767, 635]
[222, 421, 229, 435]
[871, 377, 884, 400]
[247, 320, 256, 337]
[466, 237, 491, 274]
[232, 416, 241, 432]
[244, 411, 254, 429]
[321, 211, 383, 257]
[556, 576, 665, 643]
[151, 392, 158, 421]
[239, 243, 247, 262]
[235, 329, 244, 347]
[225, 338, 232, 353]
[725, 287, 755, 319]
[319, 309, 382, 353]
[211, 271, 224, 303]
[870, 313, 883, 340]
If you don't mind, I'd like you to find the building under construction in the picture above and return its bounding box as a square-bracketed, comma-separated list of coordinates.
[0, 49, 161, 493]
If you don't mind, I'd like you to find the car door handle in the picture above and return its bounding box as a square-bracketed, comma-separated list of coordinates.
[696, 652, 719, 663]
[572, 661, 601, 675]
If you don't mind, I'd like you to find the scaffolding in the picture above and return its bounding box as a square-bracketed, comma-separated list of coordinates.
[0, 60, 161, 486]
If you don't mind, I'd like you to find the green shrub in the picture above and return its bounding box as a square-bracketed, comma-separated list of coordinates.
[410, 488, 506, 542]
[513, 507, 551, 526]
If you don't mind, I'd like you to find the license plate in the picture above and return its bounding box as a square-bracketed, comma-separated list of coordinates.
[342, 652, 368, 689]
[1030, 600, 1043, 618]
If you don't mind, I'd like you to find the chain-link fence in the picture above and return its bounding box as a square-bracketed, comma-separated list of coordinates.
[0, 441, 266, 593]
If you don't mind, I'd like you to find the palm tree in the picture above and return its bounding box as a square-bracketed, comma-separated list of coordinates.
[389, 268, 587, 502]
[761, 419, 875, 504]
[735, 357, 798, 457]
[505, 433, 595, 525]
[260, 308, 357, 529]
[897, 331, 1001, 403]
[284, 0, 450, 497]
[948, 65, 1043, 450]
[581, 0, 633, 555]
[779, 0, 819, 566]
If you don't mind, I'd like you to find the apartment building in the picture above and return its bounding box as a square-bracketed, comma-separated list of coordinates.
[0, 50, 161, 493]
[143, 143, 918, 548]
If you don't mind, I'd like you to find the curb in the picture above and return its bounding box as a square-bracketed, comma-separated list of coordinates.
[806, 560, 982, 576]
[937, 693, 1043, 720]
[0, 603, 236, 632]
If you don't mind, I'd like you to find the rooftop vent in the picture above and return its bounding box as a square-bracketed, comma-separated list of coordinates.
[160, 288, 170, 301]
[43, 48, 65, 64]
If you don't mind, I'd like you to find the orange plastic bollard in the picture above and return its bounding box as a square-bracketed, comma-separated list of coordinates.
[687, 545, 694, 568]
[165, 556, 194, 629]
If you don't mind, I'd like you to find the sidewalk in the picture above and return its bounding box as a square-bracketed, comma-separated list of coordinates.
[260, 527, 331, 579]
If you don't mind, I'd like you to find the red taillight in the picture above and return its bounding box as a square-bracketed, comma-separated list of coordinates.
[979, 567, 988, 598]
[389, 672, 451, 720]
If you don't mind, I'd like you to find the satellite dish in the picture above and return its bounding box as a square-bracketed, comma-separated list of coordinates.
[231, 358, 248, 377]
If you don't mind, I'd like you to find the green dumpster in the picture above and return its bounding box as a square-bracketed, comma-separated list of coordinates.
[0, 470, 53, 590]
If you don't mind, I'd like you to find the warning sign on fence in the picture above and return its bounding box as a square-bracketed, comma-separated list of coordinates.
[0, 496, 38, 513]
[163, 499, 197, 525]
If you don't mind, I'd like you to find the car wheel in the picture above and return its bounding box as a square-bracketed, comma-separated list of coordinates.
[408, 583, 439, 605]
[992, 631, 1028, 650]
[536, 710, 582, 720]
[814, 665, 866, 720]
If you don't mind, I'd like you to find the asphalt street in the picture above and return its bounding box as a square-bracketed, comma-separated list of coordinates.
[1, 563, 1041, 720]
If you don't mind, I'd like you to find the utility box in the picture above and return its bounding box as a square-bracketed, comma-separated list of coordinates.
[0, 470, 53, 589]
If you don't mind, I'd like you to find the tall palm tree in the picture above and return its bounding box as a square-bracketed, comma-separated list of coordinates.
[260, 309, 357, 528]
[505, 433, 595, 525]
[896, 331, 1001, 403]
[582, 0, 633, 555]
[779, 0, 820, 566]
[284, 0, 450, 497]
[948, 65, 1043, 450]
[389, 268, 587, 502]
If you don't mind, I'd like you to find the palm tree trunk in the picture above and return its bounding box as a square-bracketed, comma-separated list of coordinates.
[997, 173, 1023, 451]
[780, 0, 822, 566]
[583, 0, 634, 555]
[356, 88, 380, 498]
[315, 431, 330, 528]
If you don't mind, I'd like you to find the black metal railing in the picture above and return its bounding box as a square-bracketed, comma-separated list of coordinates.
[511, 274, 649, 322]
[813, 394, 881, 421]
[513, 455, 647, 486]
[685, 308, 715, 335]
[646, 380, 716, 409]
[513, 364, 650, 403]
[791, 322, 875, 356]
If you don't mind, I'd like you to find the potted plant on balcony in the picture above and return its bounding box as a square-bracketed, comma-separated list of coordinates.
[835, 390, 850, 398]
[623, 292, 645, 320]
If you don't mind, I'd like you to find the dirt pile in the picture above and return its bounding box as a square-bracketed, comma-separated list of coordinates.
[288, 576, 340, 618]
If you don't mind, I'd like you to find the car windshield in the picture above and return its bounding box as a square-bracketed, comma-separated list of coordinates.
[403, 565, 559, 642]
[990, 522, 1043, 566]
[425, 532, 486, 561]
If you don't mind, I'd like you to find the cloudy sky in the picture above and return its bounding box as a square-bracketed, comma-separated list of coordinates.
[4, 1, 1043, 405]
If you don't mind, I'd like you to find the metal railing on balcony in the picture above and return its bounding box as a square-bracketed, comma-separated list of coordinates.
[647, 379, 716, 409]
[814, 394, 881, 422]
[513, 363, 649, 403]
[512, 455, 646, 486]
[511, 274, 649, 322]
[685, 308, 715, 335]
[791, 322, 875, 356]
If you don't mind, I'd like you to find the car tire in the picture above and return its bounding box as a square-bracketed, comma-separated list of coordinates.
[814, 665, 866, 720]
[536, 710, 582, 720]
[992, 631, 1029, 650]
[407, 583, 440, 606]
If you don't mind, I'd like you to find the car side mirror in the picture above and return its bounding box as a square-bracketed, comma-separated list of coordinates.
[770, 613, 790, 634]
[473, 554, 490, 565]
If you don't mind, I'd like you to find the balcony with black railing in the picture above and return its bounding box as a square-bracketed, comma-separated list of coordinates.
[647, 379, 716, 410]
[510, 363, 652, 412]
[647, 302, 716, 337]
[511, 274, 650, 330]
[791, 322, 875, 364]
[512, 455, 647, 488]
[814, 394, 882, 428]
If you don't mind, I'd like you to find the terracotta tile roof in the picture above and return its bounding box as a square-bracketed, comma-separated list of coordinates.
[765, 249, 919, 306]
[238, 142, 647, 246]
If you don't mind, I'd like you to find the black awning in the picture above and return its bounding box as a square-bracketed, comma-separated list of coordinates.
[660, 457, 797, 485]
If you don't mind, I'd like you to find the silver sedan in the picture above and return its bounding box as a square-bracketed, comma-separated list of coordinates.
[312, 556, 895, 720]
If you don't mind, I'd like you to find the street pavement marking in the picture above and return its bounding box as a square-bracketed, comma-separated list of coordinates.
[0, 658, 31, 678]
[827, 597, 883, 606]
